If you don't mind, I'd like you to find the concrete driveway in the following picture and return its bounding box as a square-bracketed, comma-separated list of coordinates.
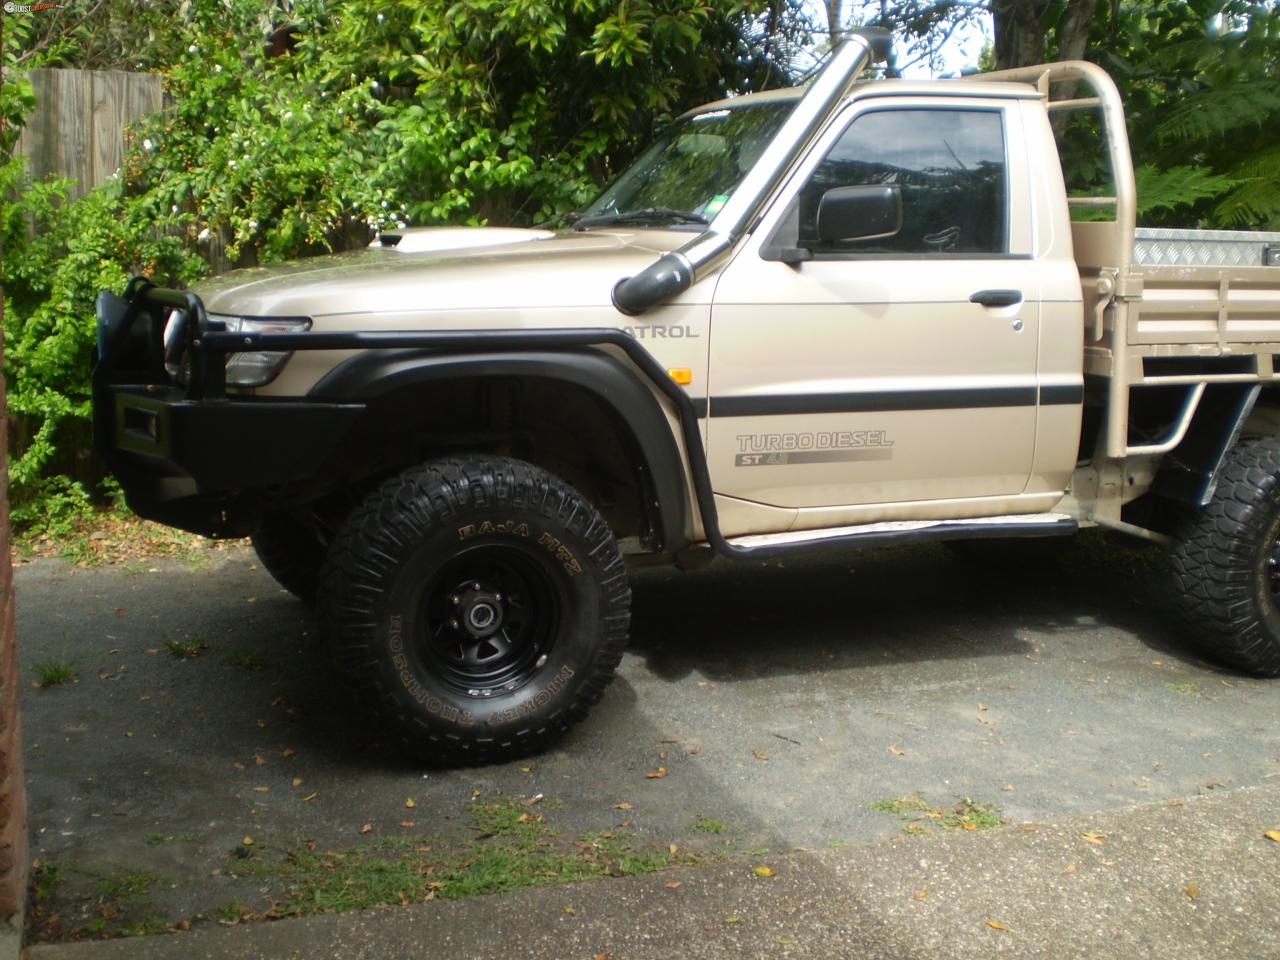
[14, 535, 1280, 947]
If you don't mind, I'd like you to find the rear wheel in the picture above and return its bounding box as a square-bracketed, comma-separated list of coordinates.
[318, 455, 630, 765]
[251, 511, 325, 604]
[1171, 436, 1280, 675]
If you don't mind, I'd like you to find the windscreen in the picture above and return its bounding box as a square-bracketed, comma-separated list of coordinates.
[580, 100, 795, 223]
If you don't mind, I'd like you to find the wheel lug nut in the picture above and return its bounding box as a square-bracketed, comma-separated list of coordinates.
[449, 618, 459, 629]
[493, 592, 502, 601]
[472, 582, 481, 590]
[451, 595, 460, 605]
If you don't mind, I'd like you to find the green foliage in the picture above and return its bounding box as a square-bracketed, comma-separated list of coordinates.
[0, 155, 203, 526]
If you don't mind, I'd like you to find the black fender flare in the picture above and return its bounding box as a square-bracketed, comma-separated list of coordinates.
[309, 347, 690, 550]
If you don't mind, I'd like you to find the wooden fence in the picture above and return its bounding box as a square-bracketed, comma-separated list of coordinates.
[14, 68, 165, 202]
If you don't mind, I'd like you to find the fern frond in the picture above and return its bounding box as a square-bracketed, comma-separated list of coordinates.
[1212, 143, 1280, 229]
[1134, 164, 1241, 219]
[1155, 80, 1280, 144]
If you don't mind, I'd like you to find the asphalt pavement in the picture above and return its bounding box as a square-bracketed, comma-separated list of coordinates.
[13, 535, 1280, 957]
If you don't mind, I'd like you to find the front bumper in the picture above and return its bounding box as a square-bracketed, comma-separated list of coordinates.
[93, 282, 362, 537]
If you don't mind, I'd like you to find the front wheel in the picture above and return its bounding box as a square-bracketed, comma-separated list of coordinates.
[1171, 436, 1280, 675]
[318, 456, 630, 764]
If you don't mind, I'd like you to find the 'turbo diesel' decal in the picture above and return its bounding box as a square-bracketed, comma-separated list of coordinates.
[735, 430, 894, 467]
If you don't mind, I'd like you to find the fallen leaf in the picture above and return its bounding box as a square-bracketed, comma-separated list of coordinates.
[405, 798, 415, 809]
[302, 792, 317, 801]
[253, 786, 269, 793]
[232, 761, 247, 771]
[1170, 799, 1185, 807]
[242, 836, 254, 847]
[254, 755, 266, 766]
[978, 703, 987, 711]
[1184, 884, 1199, 899]
[1265, 829, 1280, 844]
[888, 746, 905, 757]
[255, 719, 267, 729]
[724, 915, 742, 925]
[1065, 863, 1077, 874]
[400, 821, 415, 828]
[613, 802, 634, 811]
[125, 731, 134, 738]
[665, 881, 682, 890]
[752, 749, 768, 762]
[360, 823, 373, 834]
[962, 822, 977, 830]
[522, 794, 544, 806]
[658, 750, 668, 761]
[688, 744, 701, 755]
[563, 905, 575, 915]
[270, 695, 285, 706]
[470, 788, 481, 799]
[985, 919, 1010, 931]
[1002, 784, 1014, 792]
[753, 865, 775, 878]
[1081, 832, 1106, 845]
[145, 648, 158, 655]
[645, 767, 668, 779]
[292, 777, 302, 787]
[669, 843, 678, 856]
[520, 766, 532, 773]
[594, 953, 610, 960]
[281, 748, 296, 758]
[914, 889, 928, 901]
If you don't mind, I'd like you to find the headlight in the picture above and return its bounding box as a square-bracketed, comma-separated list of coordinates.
[213, 314, 312, 387]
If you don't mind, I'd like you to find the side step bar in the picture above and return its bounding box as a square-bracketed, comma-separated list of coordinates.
[725, 513, 1078, 556]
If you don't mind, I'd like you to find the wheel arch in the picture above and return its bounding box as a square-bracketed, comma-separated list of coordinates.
[309, 348, 691, 551]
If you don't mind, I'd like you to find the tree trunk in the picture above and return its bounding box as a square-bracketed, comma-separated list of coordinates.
[1055, 0, 1097, 63]
[824, 0, 842, 43]
[991, 0, 1050, 69]
[992, 0, 1098, 69]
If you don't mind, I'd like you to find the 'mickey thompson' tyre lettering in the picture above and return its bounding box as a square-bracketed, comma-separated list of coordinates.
[387, 614, 476, 724]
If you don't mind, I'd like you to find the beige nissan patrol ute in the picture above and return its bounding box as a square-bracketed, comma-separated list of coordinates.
[94, 30, 1280, 763]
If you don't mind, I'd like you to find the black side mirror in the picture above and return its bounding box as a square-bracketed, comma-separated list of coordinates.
[816, 184, 902, 243]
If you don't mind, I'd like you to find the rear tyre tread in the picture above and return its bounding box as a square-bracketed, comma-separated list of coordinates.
[1171, 436, 1280, 676]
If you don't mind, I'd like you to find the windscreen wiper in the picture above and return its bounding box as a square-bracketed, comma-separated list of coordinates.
[572, 208, 710, 231]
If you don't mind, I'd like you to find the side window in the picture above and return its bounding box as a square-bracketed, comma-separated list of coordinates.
[798, 109, 1008, 256]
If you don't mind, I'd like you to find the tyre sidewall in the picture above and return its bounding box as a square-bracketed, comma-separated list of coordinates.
[363, 501, 612, 745]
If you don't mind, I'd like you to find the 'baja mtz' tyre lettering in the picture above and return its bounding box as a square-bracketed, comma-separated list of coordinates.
[1172, 436, 1280, 676]
[318, 455, 630, 765]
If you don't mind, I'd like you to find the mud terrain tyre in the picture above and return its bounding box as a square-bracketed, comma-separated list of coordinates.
[319, 455, 630, 765]
[1172, 436, 1280, 676]
[252, 512, 325, 604]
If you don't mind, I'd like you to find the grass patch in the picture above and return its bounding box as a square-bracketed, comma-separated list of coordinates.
[236, 793, 692, 916]
[1166, 681, 1200, 696]
[144, 831, 199, 846]
[165, 638, 206, 659]
[870, 794, 1005, 835]
[31, 661, 77, 687]
[94, 870, 159, 900]
[691, 815, 732, 834]
[31, 863, 64, 903]
[226, 650, 272, 672]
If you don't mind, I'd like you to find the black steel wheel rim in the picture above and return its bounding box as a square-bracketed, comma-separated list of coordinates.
[418, 543, 561, 697]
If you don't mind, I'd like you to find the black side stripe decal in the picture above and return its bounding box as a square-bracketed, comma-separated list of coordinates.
[690, 383, 1083, 419]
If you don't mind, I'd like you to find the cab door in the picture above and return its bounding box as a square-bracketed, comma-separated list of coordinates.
[707, 97, 1041, 513]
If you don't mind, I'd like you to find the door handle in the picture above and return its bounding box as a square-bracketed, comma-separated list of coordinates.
[970, 289, 1023, 308]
